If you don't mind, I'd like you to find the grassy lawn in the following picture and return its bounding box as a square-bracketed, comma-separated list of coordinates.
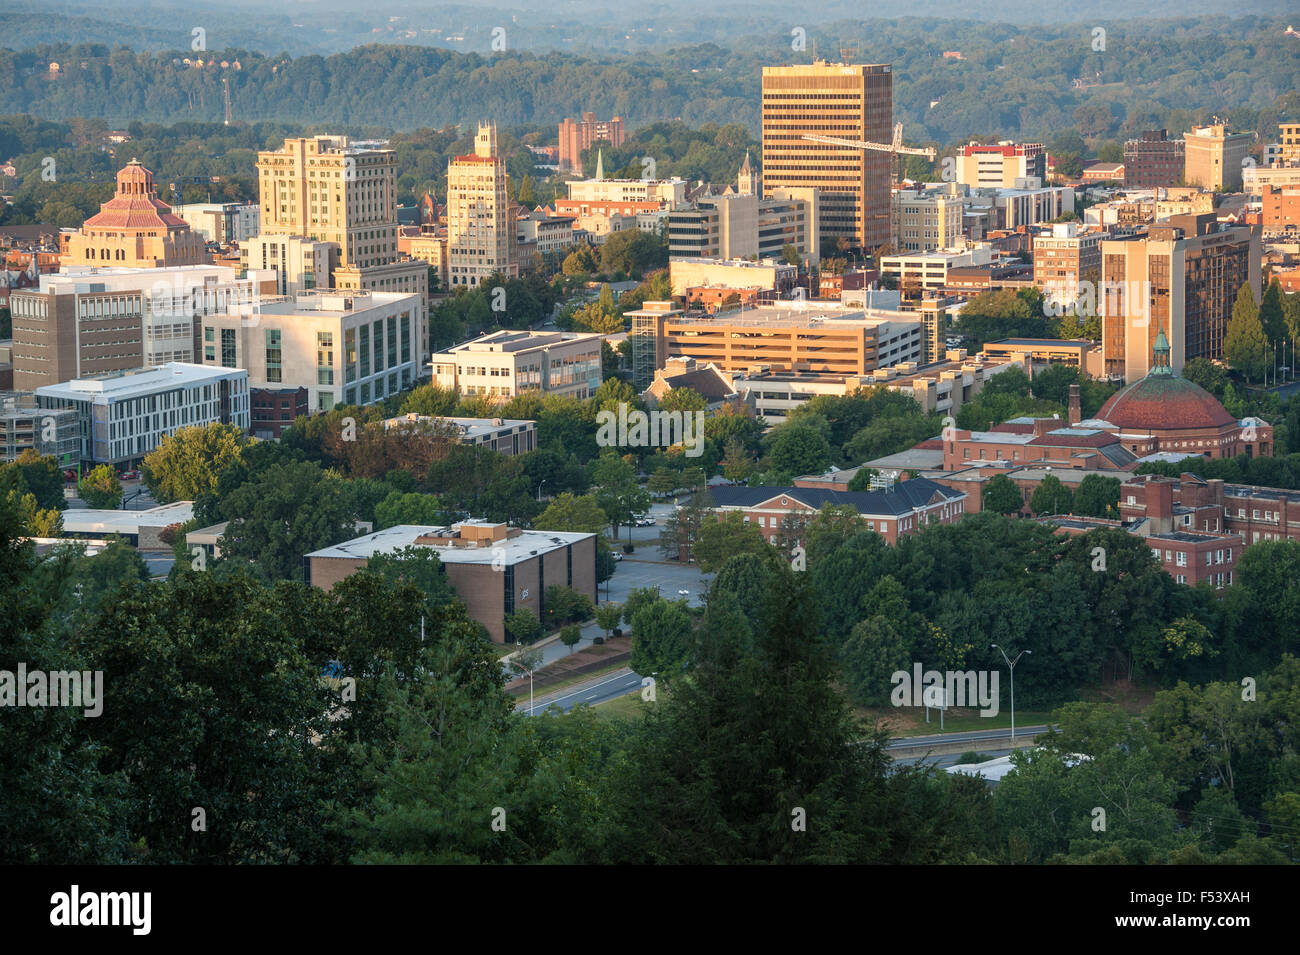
[595, 684, 670, 720]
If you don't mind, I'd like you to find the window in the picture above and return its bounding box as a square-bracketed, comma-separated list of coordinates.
[221, 328, 236, 368]
[359, 325, 370, 378]
[387, 316, 397, 369]
[1175, 552, 1187, 567]
[265, 329, 282, 383]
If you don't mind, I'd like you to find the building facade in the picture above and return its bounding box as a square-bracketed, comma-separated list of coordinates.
[447, 123, 517, 288]
[558, 113, 626, 173]
[955, 142, 1046, 189]
[35, 363, 249, 467]
[1183, 125, 1253, 192]
[430, 330, 604, 401]
[761, 62, 894, 249]
[1123, 130, 1186, 189]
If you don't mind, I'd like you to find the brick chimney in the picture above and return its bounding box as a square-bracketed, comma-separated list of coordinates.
[1148, 478, 1174, 534]
[1068, 383, 1081, 426]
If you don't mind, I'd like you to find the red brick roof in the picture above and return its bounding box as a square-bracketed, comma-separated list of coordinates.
[1098, 374, 1236, 431]
[82, 160, 189, 232]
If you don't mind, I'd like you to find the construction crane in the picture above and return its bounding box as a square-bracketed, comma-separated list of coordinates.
[801, 123, 937, 187]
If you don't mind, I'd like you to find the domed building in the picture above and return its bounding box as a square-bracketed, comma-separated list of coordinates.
[61, 160, 209, 269]
[1090, 327, 1272, 459]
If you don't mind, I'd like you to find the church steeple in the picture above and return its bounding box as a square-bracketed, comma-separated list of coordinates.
[738, 151, 759, 196]
[595, 148, 604, 180]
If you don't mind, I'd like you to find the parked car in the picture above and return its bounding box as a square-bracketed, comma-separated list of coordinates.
[62, 469, 77, 482]
[612, 552, 623, 562]
[120, 469, 140, 480]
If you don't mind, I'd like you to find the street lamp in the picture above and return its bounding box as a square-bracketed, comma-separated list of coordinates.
[990, 644, 1031, 741]
[537, 479, 547, 503]
[514, 641, 536, 716]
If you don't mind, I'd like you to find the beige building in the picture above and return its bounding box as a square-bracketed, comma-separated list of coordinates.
[1277, 123, 1300, 167]
[200, 288, 422, 413]
[430, 330, 604, 401]
[761, 62, 894, 249]
[955, 142, 1046, 190]
[1034, 222, 1106, 306]
[667, 189, 818, 262]
[1101, 214, 1259, 382]
[636, 302, 921, 378]
[667, 257, 797, 297]
[255, 135, 429, 358]
[891, 186, 964, 251]
[880, 243, 997, 295]
[240, 235, 332, 295]
[1183, 125, 1253, 192]
[61, 161, 209, 269]
[307, 521, 597, 644]
[563, 177, 687, 207]
[447, 123, 517, 288]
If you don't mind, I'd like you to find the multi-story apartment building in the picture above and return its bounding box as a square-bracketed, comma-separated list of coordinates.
[1123, 130, 1186, 189]
[517, 212, 575, 257]
[1034, 222, 1106, 304]
[632, 302, 921, 379]
[255, 135, 428, 357]
[761, 62, 893, 249]
[430, 330, 604, 401]
[1183, 124, 1253, 192]
[1260, 184, 1300, 233]
[1100, 214, 1259, 381]
[558, 113, 626, 173]
[200, 289, 422, 428]
[891, 185, 964, 252]
[1277, 123, 1300, 166]
[60, 161, 210, 270]
[35, 362, 249, 467]
[0, 397, 78, 465]
[955, 142, 1046, 189]
[667, 189, 818, 262]
[447, 123, 517, 288]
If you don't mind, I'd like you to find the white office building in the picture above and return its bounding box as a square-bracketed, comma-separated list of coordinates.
[35, 362, 250, 467]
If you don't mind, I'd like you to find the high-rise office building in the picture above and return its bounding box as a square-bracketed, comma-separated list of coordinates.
[1183, 125, 1253, 192]
[255, 135, 428, 359]
[761, 62, 893, 250]
[1123, 130, 1185, 189]
[447, 123, 518, 289]
[1100, 214, 1259, 382]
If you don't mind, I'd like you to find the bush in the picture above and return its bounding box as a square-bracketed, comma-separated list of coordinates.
[954, 751, 987, 765]
[593, 636, 605, 645]
[623, 542, 634, 554]
[612, 628, 623, 638]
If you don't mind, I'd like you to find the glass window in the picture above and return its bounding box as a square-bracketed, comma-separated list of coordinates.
[221, 328, 237, 368]
[387, 315, 397, 369]
[345, 328, 356, 382]
[266, 329, 282, 383]
[359, 326, 370, 378]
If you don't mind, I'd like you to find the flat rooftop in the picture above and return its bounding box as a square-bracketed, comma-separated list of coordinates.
[62, 502, 194, 538]
[36, 362, 243, 399]
[307, 523, 593, 565]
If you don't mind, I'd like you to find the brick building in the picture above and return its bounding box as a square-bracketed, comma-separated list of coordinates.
[306, 521, 597, 643]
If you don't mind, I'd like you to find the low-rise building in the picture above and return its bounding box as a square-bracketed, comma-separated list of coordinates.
[35, 362, 249, 467]
[381, 413, 538, 455]
[430, 329, 604, 401]
[306, 521, 597, 643]
[0, 396, 78, 465]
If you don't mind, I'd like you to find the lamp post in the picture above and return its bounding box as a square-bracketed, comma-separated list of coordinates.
[514, 641, 536, 716]
[991, 644, 1031, 741]
[537, 479, 547, 503]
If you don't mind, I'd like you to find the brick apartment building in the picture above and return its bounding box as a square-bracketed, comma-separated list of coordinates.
[306, 521, 596, 643]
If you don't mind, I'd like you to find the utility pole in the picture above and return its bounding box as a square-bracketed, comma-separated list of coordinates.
[991, 644, 1031, 740]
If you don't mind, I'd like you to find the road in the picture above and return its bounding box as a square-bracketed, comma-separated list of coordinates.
[516, 666, 644, 715]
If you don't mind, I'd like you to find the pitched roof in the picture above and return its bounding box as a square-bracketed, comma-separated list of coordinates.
[709, 478, 964, 517]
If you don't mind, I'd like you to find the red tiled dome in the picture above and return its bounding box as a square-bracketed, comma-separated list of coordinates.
[1097, 374, 1236, 431]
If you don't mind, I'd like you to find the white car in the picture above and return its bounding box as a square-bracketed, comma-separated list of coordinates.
[612, 552, 623, 561]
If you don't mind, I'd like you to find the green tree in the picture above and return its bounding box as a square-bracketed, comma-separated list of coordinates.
[12, 449, 65, 512]
[1223, 282, 1270, 384]
[79, 465, 122, 509]
[590, 452, 650, 539]
[1073, 474, 1120, 518]
[767, 423, 832, 477]
[657, 387, 706, 414]
[141, 422, 248, 503]
[534, 492, 610, 534]
[692, 510, 770, 573]
[1259, 278, 1288, 345]
[781, 243, 801, 266]
[560, 623, 582, 654]
[629, 597, 693, 678]
[373, 491, 448, 529]
[983, 473, 1025, 515]
[595, 601, 623, 639]
[647, 466, 679, 497]
[1029, 474, 1073, 516]
[505, 608, 544, 644]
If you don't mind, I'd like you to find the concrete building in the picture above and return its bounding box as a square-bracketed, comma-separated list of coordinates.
[255, 135, 428, 356]
[1277, 123, 1300, 167]
[667, 189, 818, 262]
[35, 362, 250, 467]
[707, 478, 967, 547]
[1124, 130, 1185, 189]
[981, 338, 1103, 375]
[558, 113, 625, 173]
[1260, 184, 1300, 234]
[761, 62, 894, 249]
[634, 302, 921, 379]
[891, 185, 964, 252]
[61, 161, 209, 269]
[1243, 164, 1300, 197]
[517, 212, 575, 256]
[240, 235, 332, 295]
[7, 265, 254, 388]
[430, 330, 603, 401]
[380, 413, 538, 455]
[1034, 222, 1107, 306]
[1100, 214, 1259, 381]
[560, 176, 687, 209]
[881, 243, 997, 296]
[61, 501, 195, 550]
[1183, 125, 1253, 192]
[306, 521, 597, 643]
[175, 202, 260, 244]
[200, 288, 422, 425]
[0, 397, 78, 465]
[667, 257, 797, 298]
[447, 123, 517, 288]
[628, 300, 684, 391]
[956, 142, 1046, 190]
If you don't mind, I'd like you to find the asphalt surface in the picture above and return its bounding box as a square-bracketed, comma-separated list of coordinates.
[516, 667, 644, 715]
